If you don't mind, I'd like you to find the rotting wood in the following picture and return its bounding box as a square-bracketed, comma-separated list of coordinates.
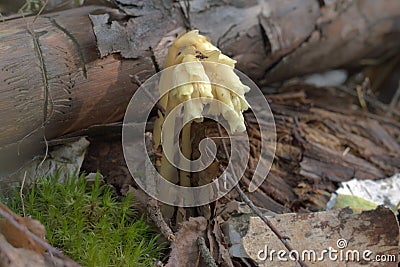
[0, 6, 152, 176]
[1, 0, 400, 176]
[76, 82, 400, 267]
[80, 84, 400, 214]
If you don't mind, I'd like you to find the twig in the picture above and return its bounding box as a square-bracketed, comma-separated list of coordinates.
[147, 199, 176, 242]
[32, 0, 49, 24]
[19, 171, 27, 217]
[179, 0, 192, 31]
[38, 134, 49, 167]
[354, 77, 370, 111]
[240, 257, 254, 267]
[385, 80, 400, 117]
[185, 0, 192, 31]
[216, 124, 309, 267]
[394, 199, 400, 213]
[149, 46, 161, 73]
[144, 133, 175, 242]
[356, 85, 367, 111]
[197, 237, 217, 267]
[130, 74, 166, 115]
[336, 84, 400, 117]
[0, 207, 82, 267]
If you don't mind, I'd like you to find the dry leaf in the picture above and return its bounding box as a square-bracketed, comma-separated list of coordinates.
[213, 217, 234, 267]
[0, 233, 45, 267]
[0, 204, 46, 254]
[166, 217, 208, 267]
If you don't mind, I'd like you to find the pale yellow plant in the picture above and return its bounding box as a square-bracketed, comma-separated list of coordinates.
[153, 30, 250, 218]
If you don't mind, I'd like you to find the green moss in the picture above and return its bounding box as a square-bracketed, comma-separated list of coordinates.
[2, 172, 162, 267]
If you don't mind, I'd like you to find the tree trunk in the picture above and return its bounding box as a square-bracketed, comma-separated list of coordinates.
[0, 6, 147, 175]
[1, 0, 400, 175]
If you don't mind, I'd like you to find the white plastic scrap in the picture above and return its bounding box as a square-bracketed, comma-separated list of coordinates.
[327, 173, 400, 211]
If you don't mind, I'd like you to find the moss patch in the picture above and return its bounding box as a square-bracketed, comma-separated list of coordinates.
[2, 173, 162, 267]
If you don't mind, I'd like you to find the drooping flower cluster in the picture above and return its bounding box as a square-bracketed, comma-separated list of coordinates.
[153, 30, 250, 150]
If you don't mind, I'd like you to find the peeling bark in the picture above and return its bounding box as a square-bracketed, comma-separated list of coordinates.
[0, 6, 152, 175]
[1, 0, 400, 175]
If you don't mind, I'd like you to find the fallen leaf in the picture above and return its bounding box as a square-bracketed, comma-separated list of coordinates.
[333, 194, 378, 213]
[213, 217, 234, 267]
[166, 217, 208, 267]
[0, 204, 46, 254]
[0, 233, 45, 267]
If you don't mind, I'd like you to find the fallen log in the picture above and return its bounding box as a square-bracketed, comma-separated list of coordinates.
[1, 0, 400, 176]
[0, 6, 153, 175]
